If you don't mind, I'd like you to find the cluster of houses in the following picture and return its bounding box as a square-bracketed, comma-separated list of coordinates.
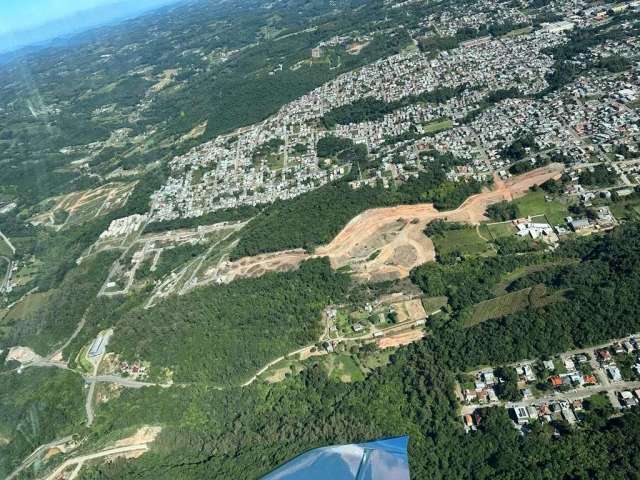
[510, 398, 585, 427]
[545, 354, 598, 391]
[596, 337, 640, 381]
[144, 0, 638, 233]
[119, 360, 148, 379]
[461, 370, 499, 405]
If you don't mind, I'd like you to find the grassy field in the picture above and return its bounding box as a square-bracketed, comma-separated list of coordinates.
[465, 285, 566, 327]
[75, 344, 94, 373]
[513, 191, 570, 225]
[484, 222, 517, 239]
[360, 349, 395, 372]
[324, 354, 365, 382]
[423, 118, 453, 134]
[421, 296, 448, 314]
[503, 26, 533, 37]
[492, 259, 579, 295]
[431, 227, 493, 256]
[3, 291, 51, 323]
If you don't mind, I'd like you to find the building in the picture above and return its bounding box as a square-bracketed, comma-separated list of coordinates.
[311, 47, 323, 59]
[88, 334, 106, 358]
[606, 365, 622, 382]
[569, 218, 590, 232]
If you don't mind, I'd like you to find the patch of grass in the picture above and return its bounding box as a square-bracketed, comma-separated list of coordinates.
[266, 153, 285, 170]
[485, 222, 517, 239]
[325, 354, 364, 382]
[423, 118, 453, 134]
[503, 26, 533, 37]
[75, 344, 94, 373]
[421, 296, 448, 314]
[0, 237, 13, 257]
[431, 227, 492, 256]
[360, 348, 394, 372]
[3, 291, 52, 323]
[512, 191, 570, 225]
[492, 259, 579, 295]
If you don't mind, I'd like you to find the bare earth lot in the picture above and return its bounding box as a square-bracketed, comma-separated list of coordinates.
[316, 163, 563, 281]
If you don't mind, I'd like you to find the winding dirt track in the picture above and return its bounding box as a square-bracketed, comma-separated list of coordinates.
[316, 163, 563, 281]
[202, 164, 563, 284]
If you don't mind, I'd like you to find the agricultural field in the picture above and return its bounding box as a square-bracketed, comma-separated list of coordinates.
[431, 226, 493, 257]
[512, 191, 571, 225]
[465, 284, 566, 327]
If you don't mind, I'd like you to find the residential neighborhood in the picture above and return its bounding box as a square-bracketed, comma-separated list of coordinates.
[460, 334, 640, 432]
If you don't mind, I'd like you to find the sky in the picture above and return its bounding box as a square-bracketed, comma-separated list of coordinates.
[0, 0, 123, 36]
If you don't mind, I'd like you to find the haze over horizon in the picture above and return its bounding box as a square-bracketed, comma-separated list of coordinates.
[0, 0, 181, 54]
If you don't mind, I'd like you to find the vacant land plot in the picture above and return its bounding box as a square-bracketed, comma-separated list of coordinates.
[513, 191, 570, 225]
[504, 26, 533, 37]
[390, 298, 428, 323]
[378, 329, 425, 349]
[610, 197, 640, 221]
[431, 227, 492, 256]
[360, 349, 395, 372]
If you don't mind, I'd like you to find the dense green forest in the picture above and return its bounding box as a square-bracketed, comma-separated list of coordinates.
[74, 222, 640, 479]
[3, 251, 119, 355]
[109, 258, 350, 385]
[4, 222, 640, 479]
[0, 369, 85, 478]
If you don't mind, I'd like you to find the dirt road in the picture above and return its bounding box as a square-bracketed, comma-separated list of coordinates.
[316, 163, 563, 280]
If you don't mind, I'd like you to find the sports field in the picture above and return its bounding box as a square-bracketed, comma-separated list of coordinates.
[512, 191, 570, 225]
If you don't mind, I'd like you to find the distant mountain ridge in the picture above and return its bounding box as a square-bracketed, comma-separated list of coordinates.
[0, 0, 183, 57]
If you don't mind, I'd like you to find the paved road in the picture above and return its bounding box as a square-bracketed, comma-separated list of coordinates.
[6, 435, 74, 480]
[0, 256, 14, 293]
[41, 444, 149, 480]
[85, 375, 163, 389]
